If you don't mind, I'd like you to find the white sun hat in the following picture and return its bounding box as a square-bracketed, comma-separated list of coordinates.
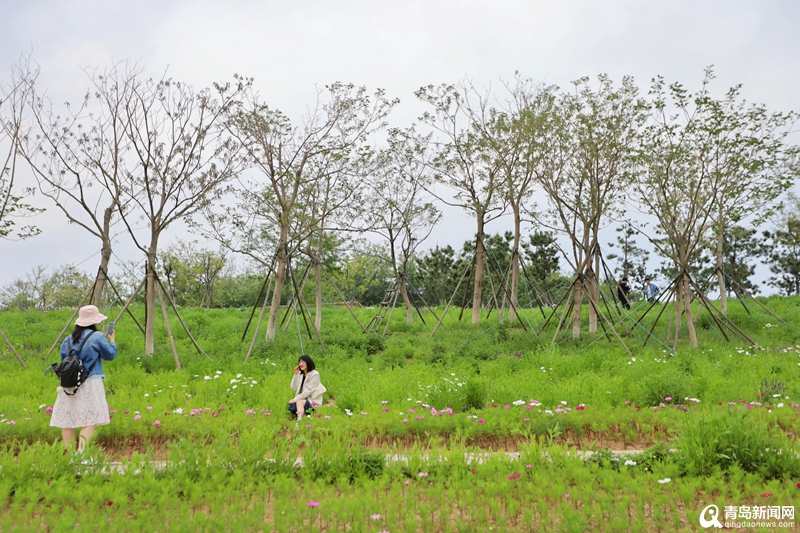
[75, 305, 108, 327]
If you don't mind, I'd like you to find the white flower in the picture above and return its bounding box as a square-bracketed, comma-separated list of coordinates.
[144, 393, 150, 397]
[173, 408, 184, 414]
[204, 376, 212, 380]
[623, 459, 637, 466]
[232, 385, 237, 389]
[38, 404, 46, 409]
[657, 478, 671, 484]
[451, 373, 456, 376]
[214, 375, 220, 379]
[215, 370, 222, 374]
[512, 400, 526, 406]
[544, 410, 554, 416]
[251, 381, 257, 385]
[236, 373, 242, 378]
[777, 403, 784, 408]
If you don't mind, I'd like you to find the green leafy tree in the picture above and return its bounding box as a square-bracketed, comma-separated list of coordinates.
[764, 193, 800, 296]
[412, 245, 459, 307]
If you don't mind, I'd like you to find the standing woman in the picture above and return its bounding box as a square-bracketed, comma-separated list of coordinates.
[288, 355, 324, 419]
[50, 305, 117, 453]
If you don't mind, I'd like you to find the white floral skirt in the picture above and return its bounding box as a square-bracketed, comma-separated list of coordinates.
[50, 376, 110, 428]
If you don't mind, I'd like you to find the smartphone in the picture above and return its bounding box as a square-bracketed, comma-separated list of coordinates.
[107, 322, 115, 335]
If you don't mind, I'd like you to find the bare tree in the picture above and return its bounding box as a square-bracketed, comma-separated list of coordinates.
[116, 71, 249, 355]
[533, 75, 645, 338]
[637, 72, 729, 348]
[21, 63, 138, 305]
[1, 57, 41, 240]
[202, 82, 396, 340]
[363, 130, 441, 323]
[697, 71, 798, 314]
[416, 82, 506, 324]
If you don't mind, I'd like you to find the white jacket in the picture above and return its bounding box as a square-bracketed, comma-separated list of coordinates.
[290, 370, 324, 406]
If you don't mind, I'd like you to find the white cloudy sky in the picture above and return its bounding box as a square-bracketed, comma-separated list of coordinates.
[1, 0, 799, 288]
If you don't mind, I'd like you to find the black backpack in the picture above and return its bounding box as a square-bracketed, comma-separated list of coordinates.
[51, 331, 100, 396]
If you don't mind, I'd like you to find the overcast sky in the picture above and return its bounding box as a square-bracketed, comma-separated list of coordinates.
[1, 0, 799, 289]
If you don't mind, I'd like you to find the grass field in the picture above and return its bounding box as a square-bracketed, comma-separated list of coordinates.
[1, 297, 799, 531]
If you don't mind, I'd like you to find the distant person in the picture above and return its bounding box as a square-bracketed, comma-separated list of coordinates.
[643, 277, 660, 302]
[288, 355, 325, 419]
[617, 278, 632, 309]
[50, 305, 117, 454]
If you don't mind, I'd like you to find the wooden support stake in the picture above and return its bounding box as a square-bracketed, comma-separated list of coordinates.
[157, 283, 182, 370]
[0, 327, 25, 367]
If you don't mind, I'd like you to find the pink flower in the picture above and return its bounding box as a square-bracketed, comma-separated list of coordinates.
[508, 473, 520, 480]
[576, 405, 585, 411]
[106, 500, 113, 506]
[324, 415, 330, 419]
[306, 424, 313, 429]
[418, 472, 428, 477]
[44, 406, 53, 414]
[381, 400, 388, 404]
[664, 396, 672, 402]
[146, 406, 153, 410]
[408, 409, 415, 413]
[746, 405, 754, 409]
[503, 404, 511, 409]
[430, 408, 437, 416]
[523, 418, 530, 422]
[133, 415, 142, 421]
[525, 464, 532, 469]
[404, 480, 409, 485]
[370, 514, 381, 520]
[653, 408, 659, 412]
[478, 419, 485, 424]
[470, 468, 476, 474]
[415, 416, 424, 420]
[123, 411, 130, 415]
[791, 404, 799, 408]
[565, 493, 570, 499]
[152, 420, 161, 428]
[761, 493, 773, 498]
[659, 403, 665, 407]
[624, 400, 631, 405]
[245, 409, 256, 415]
[307, 501, 320, 507]
[382, 408, 390, 412]
[403, 419, 408, 423]
[7, 420, 15, 425]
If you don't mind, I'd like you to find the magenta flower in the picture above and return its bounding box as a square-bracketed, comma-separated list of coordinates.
[576, 405, 585, 411]
[133, 415, 142, 421]
[245, 409, 256, 415]
[307, 501, 320, 507]
[508, 473, 520, 480]
[44, 406, 53, 414]
[525, 464, 532, 469]
[123, 410, 130, 415]
[152, 420, 161, 427]
[408, 409, 415, 413]
[761, 493, 773, 498]
[503, 404, 511, 409]
[382, 408, 390, 412]
[478, 419, 485, 424]
[470, 468, 476, 474]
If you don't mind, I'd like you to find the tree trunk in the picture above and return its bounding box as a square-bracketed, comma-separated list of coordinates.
[672, 276, 682, 351]
[144, 239, 158, 356]
[400, 279, 413, 324]
[472, 217, 486, 324]
[314, 230, 324, 333]
[572, 281, 583, 339]
[266, 227, 289, 340]
[92, 205, 116, 306]
[93, 236, 113, 307]
[683, 271, 699, 348]
[715, 214, 727, 315]
[509, 205, 521, 323]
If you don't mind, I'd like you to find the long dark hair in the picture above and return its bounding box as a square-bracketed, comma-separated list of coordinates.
[298, 354, 315, 373]
[71, 324, 97, 345]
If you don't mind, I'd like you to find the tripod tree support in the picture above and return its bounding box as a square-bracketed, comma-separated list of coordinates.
[244, 276, 274, 363]
[112, 277, 146, 331]
[154, 274, 210, 360]
[0, 327, 25, 367]
[432, 257, 473, 335]
[156, 282, 182, 370]
[289, 259, 328, 355]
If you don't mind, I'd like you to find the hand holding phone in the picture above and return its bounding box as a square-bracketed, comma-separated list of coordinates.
[107, 322, 115, 335]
